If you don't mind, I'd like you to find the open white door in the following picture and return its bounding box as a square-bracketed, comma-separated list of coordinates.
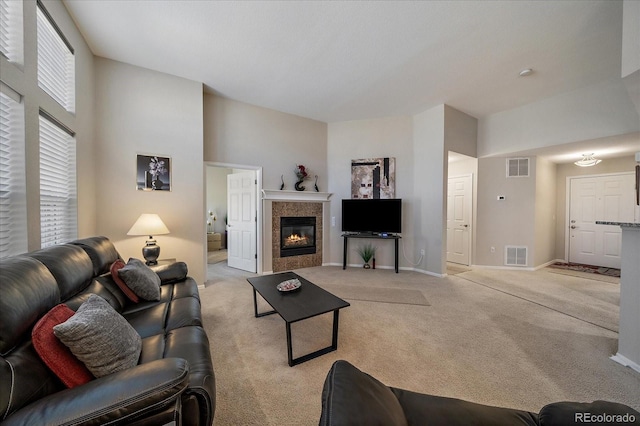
[568, 173, 634, 269]
[227, 171, 257, 272]
[447, 175, 472, 265]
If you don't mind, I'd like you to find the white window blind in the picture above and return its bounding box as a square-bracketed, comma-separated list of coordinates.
[37, 1, 75, 112]
[0, 0, 23, 64]
[0, 85, 27, 258]
[39, 112, 76, 248]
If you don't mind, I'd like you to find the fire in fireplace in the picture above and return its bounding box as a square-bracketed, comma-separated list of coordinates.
[280, 216, 316, 257]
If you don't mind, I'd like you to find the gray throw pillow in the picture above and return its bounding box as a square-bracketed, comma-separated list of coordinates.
[117, 258, 161, 301]
[53, 294, 142, 378]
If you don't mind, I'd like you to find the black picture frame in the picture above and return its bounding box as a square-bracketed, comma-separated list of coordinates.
[136, 154, 171, 191]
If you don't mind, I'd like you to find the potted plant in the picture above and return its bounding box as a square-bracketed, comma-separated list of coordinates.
[357, 243, 376, 269]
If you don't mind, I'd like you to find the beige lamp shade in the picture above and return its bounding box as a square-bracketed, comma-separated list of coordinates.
[127, 214, 170, 237]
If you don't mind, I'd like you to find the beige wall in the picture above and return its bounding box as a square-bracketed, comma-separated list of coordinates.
[444, 105, 478, 158]
[206, 166, 231, 235]
[203, 94, 328, 272]
[534, 157, 557, 266]
[327, 116, 415, 270]
[622, 0, 640, 78]
[94, 58, 206, 284]
[203, 94, 327, 191]
[476, 156, 537, 267]
[0, 0, 96, 249]
[554, 155, 637, 260]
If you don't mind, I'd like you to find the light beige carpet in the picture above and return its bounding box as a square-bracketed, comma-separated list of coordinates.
[202, 264, 639, 426]
[207, 249, 228, 264]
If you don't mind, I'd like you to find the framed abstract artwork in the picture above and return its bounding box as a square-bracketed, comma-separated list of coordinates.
[351, 157, 395, 199]
[136, 154, 171, 191]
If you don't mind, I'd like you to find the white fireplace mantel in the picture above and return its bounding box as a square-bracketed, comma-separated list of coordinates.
[262, 189, 332, 202]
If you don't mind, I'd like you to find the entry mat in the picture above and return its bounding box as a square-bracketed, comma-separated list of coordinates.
[549, 262, 620, 278]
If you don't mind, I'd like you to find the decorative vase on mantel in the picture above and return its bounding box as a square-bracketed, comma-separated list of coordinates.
[294, 164, 309, 191]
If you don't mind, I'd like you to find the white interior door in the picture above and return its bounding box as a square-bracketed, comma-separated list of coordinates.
[447, 175, 472, 265]
[569, 173, 634, 269]
[227, 171, 257, 272]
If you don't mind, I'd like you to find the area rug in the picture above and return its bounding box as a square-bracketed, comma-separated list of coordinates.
[548, 262, 620, 278]
[318, 284, 430, 306]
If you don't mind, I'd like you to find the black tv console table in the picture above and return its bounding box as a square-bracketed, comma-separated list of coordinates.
[342, 233, 401, 273]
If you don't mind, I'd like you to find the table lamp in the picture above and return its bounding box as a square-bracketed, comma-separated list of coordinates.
[127, 214, 170, 265]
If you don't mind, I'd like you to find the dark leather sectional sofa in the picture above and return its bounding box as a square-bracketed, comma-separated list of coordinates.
[320, 360, 639, 426]
[0, 236, 215, 425]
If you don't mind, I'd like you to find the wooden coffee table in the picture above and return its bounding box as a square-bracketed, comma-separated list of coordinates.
[247, 272, 350, 366]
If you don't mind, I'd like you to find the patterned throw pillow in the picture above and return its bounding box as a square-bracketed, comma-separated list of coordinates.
[117, 258, 161, 301]
[110, 259, 140, 303]
[32, 304, 95, 388]
[53, 294, 142, 378]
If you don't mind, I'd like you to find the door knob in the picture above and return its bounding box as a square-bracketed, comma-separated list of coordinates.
[570, 225, 577, 229]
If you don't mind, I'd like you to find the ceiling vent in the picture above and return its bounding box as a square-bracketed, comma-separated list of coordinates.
[506, 158, 529, 178]
[505, 246, 527, 267]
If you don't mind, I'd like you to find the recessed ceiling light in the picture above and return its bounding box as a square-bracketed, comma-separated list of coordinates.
[519, 68, 533, 77]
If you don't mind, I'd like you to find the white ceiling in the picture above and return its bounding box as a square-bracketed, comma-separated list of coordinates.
[63, 0, 639, 161]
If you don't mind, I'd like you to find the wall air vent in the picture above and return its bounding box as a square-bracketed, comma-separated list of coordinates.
[505, 246, 527, 267]
[506, 158, 529, 177]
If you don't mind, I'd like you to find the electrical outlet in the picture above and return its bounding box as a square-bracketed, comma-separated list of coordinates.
[490, 246, 495, 253]
[420, 249, 425, 256]
[331, 216, 335, 227]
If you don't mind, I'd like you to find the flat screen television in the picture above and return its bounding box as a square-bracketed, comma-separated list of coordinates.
[341, 199, 402, 234]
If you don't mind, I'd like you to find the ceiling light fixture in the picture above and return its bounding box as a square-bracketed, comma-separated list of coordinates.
[519, 68, 533, 77]
[574, 153, 602, 167]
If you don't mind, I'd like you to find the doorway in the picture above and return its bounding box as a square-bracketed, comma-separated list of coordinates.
[447, 174, 473, 265]
[205, 163, 262, 276]
[567, 172, 635, 269]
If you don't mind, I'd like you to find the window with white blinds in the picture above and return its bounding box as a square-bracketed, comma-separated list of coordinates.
[39, 112, 77, 248]
[0, 85, 27, 258]
[37, 1, 75, 112]
[0, 0, 23, 64]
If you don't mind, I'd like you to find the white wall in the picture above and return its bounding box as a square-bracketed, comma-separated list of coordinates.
[327, 116, 415, 269]
[94, 58, 205, 284]
[478, 78, 640, 158]
[412, 105, 447, 275]
[0, 0, 96, 249]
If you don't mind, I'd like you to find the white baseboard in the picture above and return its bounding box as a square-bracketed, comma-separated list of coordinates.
[611, 353, 640, 374]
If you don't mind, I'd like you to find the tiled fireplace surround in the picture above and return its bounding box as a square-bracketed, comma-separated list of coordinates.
[263, 190, 332, 273]
[271, 201, 323, 272]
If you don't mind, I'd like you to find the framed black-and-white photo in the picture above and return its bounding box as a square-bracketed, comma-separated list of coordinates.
[136, 154, 171, 191]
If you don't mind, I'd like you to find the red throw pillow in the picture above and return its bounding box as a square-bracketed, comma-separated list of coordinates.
[32, 304, 94, 388]
[110, 259, 140, 303]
